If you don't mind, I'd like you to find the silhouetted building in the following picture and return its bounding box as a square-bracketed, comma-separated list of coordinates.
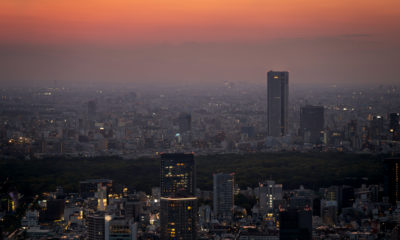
[345, 120, 361, 150]
[177, 113, 191, 133]
[390, 113, 400, 141]
[300, 105, 324, 144]
[39, 199, 65, 222]
[279, 208, 312, 240]
[384, 158, 400, 205]
[390, 113, 400, 131]
[313, 198, 321, 217]
[88, 213, 105, 240]
[369, 115, 384, 140]
[267, 71, 289, 137]
[160, 197, 197, 240]
[160, 153, 195, 197]
[125, 201, 143, 221]
[213, 173, 234, 221]
[340, 185, 355, 209]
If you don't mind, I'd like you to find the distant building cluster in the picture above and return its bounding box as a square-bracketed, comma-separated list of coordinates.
[1, 77, 400, 159]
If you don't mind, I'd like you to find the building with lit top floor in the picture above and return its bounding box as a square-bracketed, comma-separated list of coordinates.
[160, 153, 198, 240]
[160, 153, 195, 197]
[267, 71, 289, 137]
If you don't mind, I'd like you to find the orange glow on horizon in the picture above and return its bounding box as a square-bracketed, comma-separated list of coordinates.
[0, 0, 400, 45]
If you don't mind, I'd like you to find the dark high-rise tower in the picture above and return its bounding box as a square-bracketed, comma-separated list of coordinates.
[213, 173, 234, 221]
[384, 158, 400, 205]
[267, 71, 289, 137]
[160, 153, 197, 240]
[160, 153, 195, 197]
[300, 105, 324, 144]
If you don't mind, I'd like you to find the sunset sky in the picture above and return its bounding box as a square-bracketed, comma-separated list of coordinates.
[1, 0, 400, 87]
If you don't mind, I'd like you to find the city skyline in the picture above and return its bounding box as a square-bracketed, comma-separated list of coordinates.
[1, 0, 400, 239]
[1, 79, 400, 238]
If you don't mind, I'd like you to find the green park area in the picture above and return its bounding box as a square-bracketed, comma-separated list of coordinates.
[0, 152, 388, 196]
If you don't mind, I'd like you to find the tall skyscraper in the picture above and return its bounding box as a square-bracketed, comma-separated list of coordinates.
[267, 71, 289, 137]
[213, 173, 234, 221]
[160, 153, 197, 240]
[384, 158, 400, 205]
[300, 105, 324, 144]
[160, 153, 195, 197]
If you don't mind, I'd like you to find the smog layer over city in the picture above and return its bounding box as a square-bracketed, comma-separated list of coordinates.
[1, 0, 400, 239]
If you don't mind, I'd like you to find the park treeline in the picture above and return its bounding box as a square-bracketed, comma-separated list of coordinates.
[0, 152, 391, 196]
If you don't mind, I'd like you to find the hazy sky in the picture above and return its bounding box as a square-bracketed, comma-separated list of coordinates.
[1, 0, 399, 87]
